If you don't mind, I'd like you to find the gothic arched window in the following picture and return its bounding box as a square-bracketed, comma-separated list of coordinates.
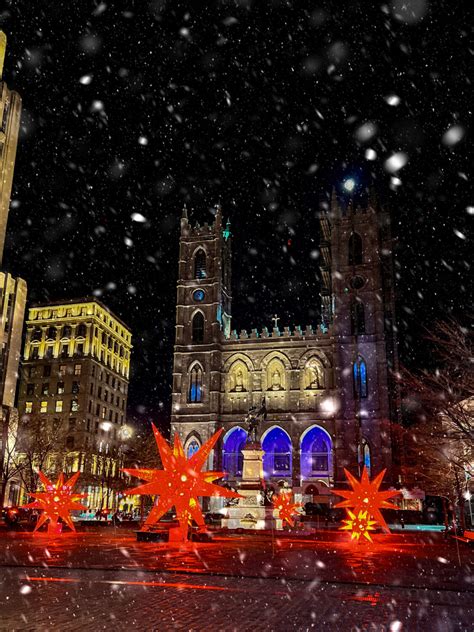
[348, 232, 363, 266]
[351, 301, 366, 335]
[358, 439, 371, 477]
[194, 249, 207, 279]
[187, 439, 200, 458]
[188, 365, 203, 402]
[300, 426, 333, 479]
[222, 427, 247, 477]
[353, 356, 368, 398]
[192, 312, 204, 343]
[262, 427, 292, 478]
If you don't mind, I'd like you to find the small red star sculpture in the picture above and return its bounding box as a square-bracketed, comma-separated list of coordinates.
[332, 467, 400, 534]
[272, 492, 302, 527]
[23, 471, 87, 534]
[341, 509, 377, 542]
[123, 425, 241, 540]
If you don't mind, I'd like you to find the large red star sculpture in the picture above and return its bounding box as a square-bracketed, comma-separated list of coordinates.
[332, 467, 400, 534]
[272, 492, 302, 527]
[23, 471, 87, 534]
[123, 425, 241, 540]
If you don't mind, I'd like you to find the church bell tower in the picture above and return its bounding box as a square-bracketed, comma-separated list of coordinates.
[171, 204, 232, 452]
[322, 190, 399, 482]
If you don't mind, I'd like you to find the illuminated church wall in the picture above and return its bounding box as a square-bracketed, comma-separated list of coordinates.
[171, 195, 399, 492]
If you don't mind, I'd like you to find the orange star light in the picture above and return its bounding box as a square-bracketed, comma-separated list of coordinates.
[272, 493, 302, 527]
[332, 467, 399, 533]
[123, 425, 241, 540]
[341, 509, 377, 542]
[23, 471, 87, 534]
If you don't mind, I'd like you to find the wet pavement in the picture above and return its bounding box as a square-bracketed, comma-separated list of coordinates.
[0, 529, 472, 590]
[0, 529, 472, 630]
[0, 565, 472, 631]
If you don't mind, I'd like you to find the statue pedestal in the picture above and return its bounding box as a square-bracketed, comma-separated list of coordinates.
[222, 443, 281, 530]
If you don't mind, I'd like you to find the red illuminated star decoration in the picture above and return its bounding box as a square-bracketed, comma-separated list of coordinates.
[272, 493, 302, 527]
[123, 425, 241, 540]
[341, 509, 377, 542]
[23, 471, 87, 534]
[332, 467, 400, 534]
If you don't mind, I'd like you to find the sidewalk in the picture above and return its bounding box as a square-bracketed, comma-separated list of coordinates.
[0, 528, 472, 592]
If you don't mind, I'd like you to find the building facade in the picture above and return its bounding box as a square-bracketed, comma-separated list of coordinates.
[0, 31, 22, 265]
[0, 32, 27, 508]
[171, 195, 399, 502]
[17, 298, 132, 509]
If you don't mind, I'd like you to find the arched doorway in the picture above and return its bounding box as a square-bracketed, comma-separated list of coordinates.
[300, 426, 333, 480]
[261, 426, 292, 479]
[222, 426, 247, 477]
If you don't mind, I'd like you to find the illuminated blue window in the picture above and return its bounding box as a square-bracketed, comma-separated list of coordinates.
[187, 440, 200, 459]
[262, 427, 292, 478]
[193, 289, 205, 302]
[300, 426, 332, 479]
[358, 439, 371, 477]
[353, 356, 368, 398]
[188, 365, 203, 403]
[222, 427, 247, 477]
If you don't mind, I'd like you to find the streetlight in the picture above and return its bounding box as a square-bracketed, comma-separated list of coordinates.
[343, 178, 356, 193]
[464, 490, 473, 527]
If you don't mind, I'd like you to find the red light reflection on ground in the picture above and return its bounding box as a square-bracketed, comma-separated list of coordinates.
[26, 575, 236, 592]
[347, 591, 382, 606]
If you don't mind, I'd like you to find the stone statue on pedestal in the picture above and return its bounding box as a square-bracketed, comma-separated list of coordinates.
[244, 397, 267, 443]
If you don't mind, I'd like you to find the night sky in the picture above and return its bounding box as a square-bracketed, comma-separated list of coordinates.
[0, 1, 471, 426]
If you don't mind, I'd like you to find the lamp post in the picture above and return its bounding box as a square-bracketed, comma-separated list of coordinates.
[464, 491, 473, 528]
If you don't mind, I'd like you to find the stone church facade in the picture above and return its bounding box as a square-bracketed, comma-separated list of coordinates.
[171, 192, 399, 501]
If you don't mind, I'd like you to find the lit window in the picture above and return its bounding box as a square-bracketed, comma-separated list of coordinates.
[74, 364, 81, 375]
[41, 383, 49, 395]
[101, 406, 106, 419]
[25, 402, 33, 414]
[358, 439, 371, 477]
[353, 356, 368, 398]
[55, 400, 63, 413]
[40, 401, 48, 413]
[57, 381, 65, 394]
[71, 399, 79, 412]
[59, 365, 66, 376]
[187, 440, 200, 458]
[188, 365, 203, 403]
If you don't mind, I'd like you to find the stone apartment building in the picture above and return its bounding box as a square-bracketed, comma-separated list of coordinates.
[17, 298, 132, 509]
